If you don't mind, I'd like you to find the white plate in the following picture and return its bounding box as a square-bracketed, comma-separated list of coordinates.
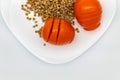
[0, 0, 116, 64]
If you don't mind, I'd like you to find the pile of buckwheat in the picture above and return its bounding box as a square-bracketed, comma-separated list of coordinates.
[21, 0, 76, 24]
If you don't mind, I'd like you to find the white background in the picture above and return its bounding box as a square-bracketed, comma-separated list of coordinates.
[0, 0, 120, 80]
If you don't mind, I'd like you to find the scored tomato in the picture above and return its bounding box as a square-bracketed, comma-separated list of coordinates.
[42, 18, 75, 45]
[74, 0, 102, 31]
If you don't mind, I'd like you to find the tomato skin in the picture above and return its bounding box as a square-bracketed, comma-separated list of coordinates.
[74, 0, 102, 31]
[42, 18, 75, 45]
[57, 19, 75, 45]
[42, 18, 54, 42]
[48, 18, 60, 44]
[84, 22, 100, 31]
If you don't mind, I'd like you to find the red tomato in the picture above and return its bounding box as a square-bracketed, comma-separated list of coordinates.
[74, 0, 102, 31]
[42, 18, 75, 45]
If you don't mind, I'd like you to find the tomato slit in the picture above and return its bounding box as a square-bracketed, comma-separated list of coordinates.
[47, 18, 54, 42]
[56, 19, 61, 44]
[75, 8, 102, 18]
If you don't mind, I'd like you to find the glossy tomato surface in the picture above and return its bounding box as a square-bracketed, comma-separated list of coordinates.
[74, 0, 102, 31]
[42, 18, 75, 45]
